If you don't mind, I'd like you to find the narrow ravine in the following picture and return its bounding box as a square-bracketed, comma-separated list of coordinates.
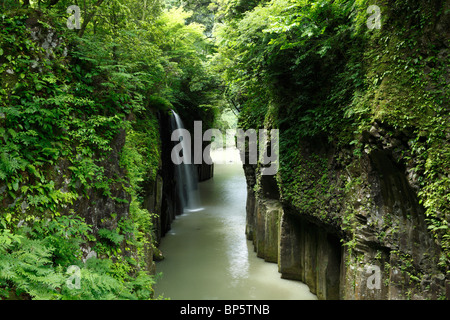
[154, 151, 317, 300]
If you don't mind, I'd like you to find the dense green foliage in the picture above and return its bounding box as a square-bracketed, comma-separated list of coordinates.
[212, 0, 449, 277]
[0, 0, 448, 299]
[0, 0, 219, 299]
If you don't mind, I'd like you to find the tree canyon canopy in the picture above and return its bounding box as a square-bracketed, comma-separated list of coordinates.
[0, 0, 449, 300]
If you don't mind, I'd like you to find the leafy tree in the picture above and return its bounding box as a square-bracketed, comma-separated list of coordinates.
[0, 0, 222, 299]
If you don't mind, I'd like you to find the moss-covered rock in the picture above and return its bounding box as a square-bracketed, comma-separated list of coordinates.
[237, 0, 449, 300]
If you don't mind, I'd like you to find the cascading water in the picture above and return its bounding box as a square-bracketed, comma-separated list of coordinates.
[170, 111, 203, 213]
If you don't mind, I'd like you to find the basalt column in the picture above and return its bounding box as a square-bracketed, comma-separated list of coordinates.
[278, 211, 342, 300]
[243, 159, 342, 300]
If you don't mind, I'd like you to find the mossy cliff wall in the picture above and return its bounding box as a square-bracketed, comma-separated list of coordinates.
[241, 0, 449, 300]
[244, 131, 448, 299]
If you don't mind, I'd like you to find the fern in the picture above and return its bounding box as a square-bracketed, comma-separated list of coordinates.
[0, 151, 27, 180]
[0, 223, 155, 300]
[98, 228, 125, 246]
[0, 229, 65, 299]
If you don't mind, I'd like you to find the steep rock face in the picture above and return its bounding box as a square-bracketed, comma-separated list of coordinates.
[197, 162, 215, 182]
[0, 13, 135, 265]
[245, 167, 342, 300]
[340, 140, 445, 300]
[243, 129, 447, 299]
[72, 128, 130, 233]
[278, 210, 342, 300]
[157, 112, 182, 241]
[232, 0, 449, 301]
[249, 198, 281, 262]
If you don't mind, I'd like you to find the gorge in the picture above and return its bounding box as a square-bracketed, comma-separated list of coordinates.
[0, 0, 448, 301]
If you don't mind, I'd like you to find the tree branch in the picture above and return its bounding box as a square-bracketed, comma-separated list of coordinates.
[78, 0, 106, 38]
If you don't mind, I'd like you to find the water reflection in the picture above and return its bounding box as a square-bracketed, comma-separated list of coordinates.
[155, 153, 317, 300]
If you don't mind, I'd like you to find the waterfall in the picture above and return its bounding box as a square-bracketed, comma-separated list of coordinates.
[170, 111, 203, 213]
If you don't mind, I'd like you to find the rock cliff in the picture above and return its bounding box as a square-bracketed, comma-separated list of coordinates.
[244, 122, 448, 299]
[238, 0, 449, 300]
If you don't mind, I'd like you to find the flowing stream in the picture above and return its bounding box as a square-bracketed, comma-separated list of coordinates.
[154, 150, 317, 300]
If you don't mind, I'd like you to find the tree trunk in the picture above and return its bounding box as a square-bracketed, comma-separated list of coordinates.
[142, 0, 147, 20]
[78, 0, 105, 38]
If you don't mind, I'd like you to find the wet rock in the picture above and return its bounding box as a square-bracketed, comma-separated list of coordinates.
[277, 211, 341, 300]
[252, 199, 282, 262]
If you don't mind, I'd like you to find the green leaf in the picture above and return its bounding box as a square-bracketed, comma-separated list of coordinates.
[12, 180, 19, 192]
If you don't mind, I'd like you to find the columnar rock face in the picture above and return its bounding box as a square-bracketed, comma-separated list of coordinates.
[249, 199, 281, 262]
[197, 163, 214, 182]
[242, 135, 448, 300]
[158, 112, 182, 240]
[277, 211, 341, 300]
[338, 146, 445, 300]
[246, 186, 342, 300]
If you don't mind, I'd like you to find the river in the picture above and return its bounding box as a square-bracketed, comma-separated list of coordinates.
[154, 150, 317, 300]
